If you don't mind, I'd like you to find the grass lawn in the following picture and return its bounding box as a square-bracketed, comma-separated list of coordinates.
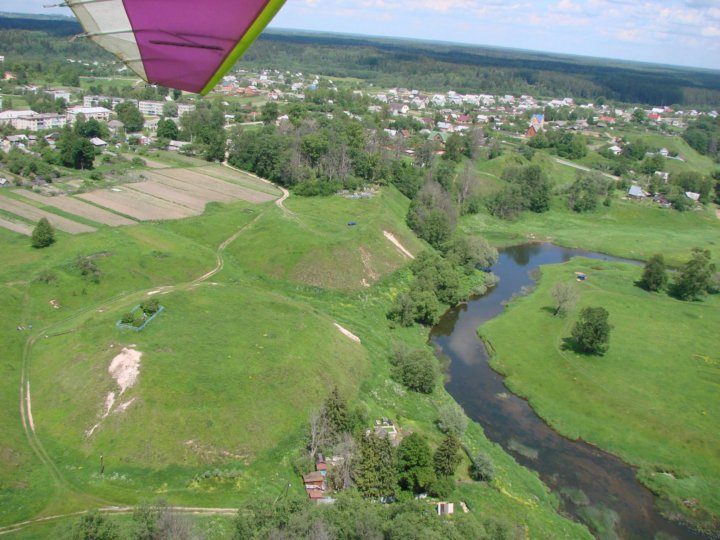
[462, 197, 720, 266]
[480, 259, 720, 530]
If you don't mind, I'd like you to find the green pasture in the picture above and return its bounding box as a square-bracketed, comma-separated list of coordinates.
[480, 259, 720, 528]
[225, 186, 426, 290]
[0, 187, 592, 538]
[463, 197, 720, 266]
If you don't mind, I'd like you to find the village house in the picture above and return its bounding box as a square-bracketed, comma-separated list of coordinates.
[388, 103, 408, 116]
[628, 185, 648, 199]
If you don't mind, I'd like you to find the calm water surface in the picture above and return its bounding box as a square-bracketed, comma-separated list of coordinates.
[431, 244, 708, 540]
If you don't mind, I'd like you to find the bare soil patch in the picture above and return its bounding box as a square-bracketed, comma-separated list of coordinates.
[79, 189, 194, 221]
[0, 196, 96, 234]
[383, 230, 415, 259]
[151, 168, 276, 204]
[125, 182, 209, 212]
[87, 347, 142, 437]
[146, 175, 238, 205]
[15, 190, 136, 226]
[198, 165, 281, 195]
[0, 216, 33, 236]
[334, 323, 361, 344]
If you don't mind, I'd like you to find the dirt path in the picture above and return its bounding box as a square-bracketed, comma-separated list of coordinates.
[553, 157, 619, 181]
[383, 231, 415, 259]
[221, 161, 293, 216]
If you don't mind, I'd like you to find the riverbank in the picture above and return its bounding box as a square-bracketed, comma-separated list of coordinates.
[478, 254, 719, 536]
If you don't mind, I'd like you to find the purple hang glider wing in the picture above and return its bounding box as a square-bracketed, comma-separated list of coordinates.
[68, 0, 286, 95]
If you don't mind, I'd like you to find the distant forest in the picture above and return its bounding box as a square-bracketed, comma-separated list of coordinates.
[1, 14, 720, 106]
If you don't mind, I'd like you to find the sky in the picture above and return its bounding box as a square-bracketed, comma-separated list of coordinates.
[5, 0, 720, 70]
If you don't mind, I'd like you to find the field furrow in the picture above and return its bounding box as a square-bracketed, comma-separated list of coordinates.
[0, 216, 33, 236]
[78, 189, 195, 221]
[14, 190, 136, 227]
[0, 197, 96, 234]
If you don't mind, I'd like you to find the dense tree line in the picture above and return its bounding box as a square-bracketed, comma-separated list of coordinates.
[683, 117, 720, 160]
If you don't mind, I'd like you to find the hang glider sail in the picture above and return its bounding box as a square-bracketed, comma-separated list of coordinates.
[67, 0, 286, 95]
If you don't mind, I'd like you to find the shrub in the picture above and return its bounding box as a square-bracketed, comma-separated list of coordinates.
[141, 298, 160, 315]
[121, 312, 135, 324]
[469, 452, 495, 482]
[390, 346, 438, 394]
[437, 403, 468, 436]
[31, 217, 55, 248]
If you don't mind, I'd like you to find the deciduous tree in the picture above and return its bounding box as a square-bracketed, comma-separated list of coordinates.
[639, 254, 668, 292]
[571, 307, 611, 354]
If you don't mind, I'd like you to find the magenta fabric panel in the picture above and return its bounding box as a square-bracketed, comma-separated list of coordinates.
[122, 0, 269, 93]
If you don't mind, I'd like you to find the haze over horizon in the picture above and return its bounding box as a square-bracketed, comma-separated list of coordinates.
[4, 0, 720, 71]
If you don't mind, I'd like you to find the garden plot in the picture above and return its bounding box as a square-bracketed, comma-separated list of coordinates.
[137, 175, 237, 206]
[125, 181, 217, 212]
[15, 190, 136, 227]
[197, 165, 281, 196]
[0, 216, 33, 236]
[0, 196, 96, 234]
[78, 188, 195, 221]
[151, 168, 277, 203]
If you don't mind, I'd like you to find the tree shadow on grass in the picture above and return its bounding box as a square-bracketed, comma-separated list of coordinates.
[561, 337, 606, 357]
[541, 306, 568, 318]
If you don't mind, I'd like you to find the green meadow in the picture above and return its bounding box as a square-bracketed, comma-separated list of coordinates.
[0, 185, 590, 538]
[463, 197, 720, 266]
[480, 259, 720, 530]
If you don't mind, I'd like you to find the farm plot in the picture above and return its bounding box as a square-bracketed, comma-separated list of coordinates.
[197, 165, 282, 196]
[136, 175, 238, 207]
[0, 216, 33, 236]
[125, 181, 215, 212]
[15, 190, 136, 227]
[0, 196, 96, 234]
[78, 188, 195, 221]
[151, 168, 277, 203]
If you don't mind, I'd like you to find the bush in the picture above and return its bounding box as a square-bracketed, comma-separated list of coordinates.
[121, 312, 135, 324]
[469, 452, 495, 482]
[437, 403, 468, 436]
[31, 217, 55, 248]
[390, 346, 438, 394]
[141, 298, 160, 315]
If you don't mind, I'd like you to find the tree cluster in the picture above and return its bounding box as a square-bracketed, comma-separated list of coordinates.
[566, 171, 611, 213]
[486, 164, 552, 219]
[389, 345, 439, 394]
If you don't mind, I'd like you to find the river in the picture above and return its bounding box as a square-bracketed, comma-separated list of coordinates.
[430, 243, 707, 540]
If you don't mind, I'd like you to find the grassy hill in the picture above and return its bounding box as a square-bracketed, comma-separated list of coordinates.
[0, 189, 591, 538]
[225, 186, 425, 290]
[480, 259, 720, 531]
